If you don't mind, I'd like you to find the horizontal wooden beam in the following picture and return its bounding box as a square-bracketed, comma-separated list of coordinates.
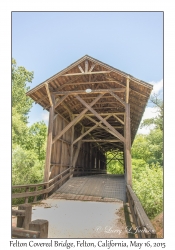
[12, 227, 40, 238]
[53, 88, 125, 95]
[57, 80, 117, 88]
[12, 209, 25, 217]
[77, 112, 125, 116]
[82, 139, 121, 142]
[61, 71, 111, 77]
[84, 126, 123, 129]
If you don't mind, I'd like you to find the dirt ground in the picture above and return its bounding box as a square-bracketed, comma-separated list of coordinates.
[151, 212, 163, 238]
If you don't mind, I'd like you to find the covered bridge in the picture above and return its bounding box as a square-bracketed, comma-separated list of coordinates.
[26, 55, 153, 190]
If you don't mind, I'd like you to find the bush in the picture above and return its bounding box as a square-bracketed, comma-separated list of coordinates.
[12, 145, 44, 185]
[132, 160, 163, 219]
[107, 151, 124, 174]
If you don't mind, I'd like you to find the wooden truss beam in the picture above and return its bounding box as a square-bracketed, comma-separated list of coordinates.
[61, 71, 111, 77]
[85, 115, 123, 140]
[112, 114, 124, 125]
[109, 91, 126, 107]
[72, 127, 84, 168]
[126, 76, 130, 103]
[53, 80, 118, 88]
[75, 95, 125, 143]
[78, 65, 84, 73]
[85, 60, 88, 73]
[54, 93, 69, 109]
[75, 112, 125, 116]
[44, 94, 55, 183]
[45, 83, 53, 106]
[125, 103, 132, 186]
[52, 93, 104, 144]
[53, 88, 125, 95]
[89, 63, 96, 72]
[82, 139, 121, 142]
[73, 114, 111, 145]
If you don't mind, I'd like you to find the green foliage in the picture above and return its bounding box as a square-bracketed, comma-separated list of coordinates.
[25, 121, 47, 161]
[12, 107, 28, 147]
[12, 59, 47, 197]
[107, 151, 124, 174]
[131, 135, 151, 162]
[131, 95, 163, 218]
[131, 128, 163, 166]
[132, 159, 163, 219]
[12, 58, 34, 122]
[141, 94, 163, 131]
[12, 146, 44, 185]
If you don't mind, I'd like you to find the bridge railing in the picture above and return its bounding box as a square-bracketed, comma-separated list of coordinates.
[12, 166, 75, 204]
[126, 185, 157, 238]
[12, 204, 48, 238]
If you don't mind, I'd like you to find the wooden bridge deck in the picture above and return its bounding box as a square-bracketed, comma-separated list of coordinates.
[50, 174, 126, 202]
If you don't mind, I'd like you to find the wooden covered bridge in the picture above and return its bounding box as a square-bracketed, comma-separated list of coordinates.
[12, 55, 156, 238]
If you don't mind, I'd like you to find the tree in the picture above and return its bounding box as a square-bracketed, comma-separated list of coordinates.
[12, 59, 47, 189]
[141, 94, 163, 131]
[26, 121, 47, 161]
[12, 58, 34, 122]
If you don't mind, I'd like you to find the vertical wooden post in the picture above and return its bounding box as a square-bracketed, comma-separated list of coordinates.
[17, 204, 32, 230]
[69, 115, 74, 177]
[124, 103, 132, 186]
[72, 127, 84, 169]
[44, 94, 55, 183]
[29, 219, 48, 238]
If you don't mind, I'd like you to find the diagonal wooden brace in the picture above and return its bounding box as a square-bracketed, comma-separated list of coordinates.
[52, 93, 104, 144]
[73, 114, 111, 145]
[75, 95, 125, 143]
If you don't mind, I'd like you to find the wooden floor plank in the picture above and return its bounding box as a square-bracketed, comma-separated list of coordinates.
[50, 174, 125, 202]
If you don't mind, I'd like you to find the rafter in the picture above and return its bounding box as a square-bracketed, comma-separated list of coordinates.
[45, 83, 53, 106]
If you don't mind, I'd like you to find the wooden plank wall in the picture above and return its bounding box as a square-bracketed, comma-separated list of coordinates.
[49, 114, 106, 183]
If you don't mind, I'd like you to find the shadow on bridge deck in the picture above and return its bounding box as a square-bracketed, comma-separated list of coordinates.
[50, 174, 126, 202]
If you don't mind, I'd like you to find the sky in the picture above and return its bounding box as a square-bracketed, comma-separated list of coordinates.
[12, 11, 163, 134]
